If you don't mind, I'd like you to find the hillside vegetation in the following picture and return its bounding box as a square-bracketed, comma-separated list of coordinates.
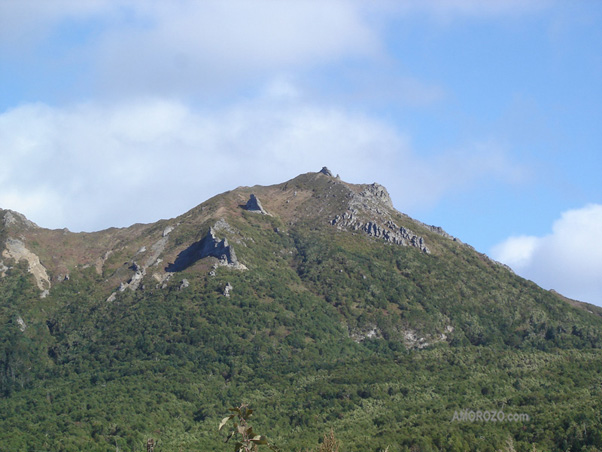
[1, 170, 601, 451]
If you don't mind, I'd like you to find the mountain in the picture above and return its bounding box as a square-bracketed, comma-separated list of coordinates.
[1, 168, 602, 451]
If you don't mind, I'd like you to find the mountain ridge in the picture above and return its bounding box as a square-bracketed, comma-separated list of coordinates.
[0, 168, 592, 310]
[2, 168, 602, 451]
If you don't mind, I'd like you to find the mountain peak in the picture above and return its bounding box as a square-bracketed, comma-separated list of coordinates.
[3, 170, 602, 452]
[318, 166, 333, 176]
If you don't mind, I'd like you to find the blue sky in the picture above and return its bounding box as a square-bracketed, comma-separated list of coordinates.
[0, 0, 600, 305]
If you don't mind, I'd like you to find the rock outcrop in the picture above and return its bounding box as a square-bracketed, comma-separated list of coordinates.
[2, 237, 51, 296]
[350, 183, 394, 213]
[328, 181, 429, 252]
[331, 214, 430, 253]
[198, 228, 244, 268]
[117, 227, 174, 292]
[223, 282, 233, 297]
[119, 262, 145, 292]
[167, 227, 247, 272]
[2, 210, 38, 229]
[16, 315, 26, 332]
[319, 166, 333, 176]
[415, 221, 456, 241]
[244, 194, 268, 215]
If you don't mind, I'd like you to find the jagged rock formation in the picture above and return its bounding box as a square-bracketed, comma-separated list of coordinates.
[198, 228, 240, 267]
[244, 194, 268, 215]
[119, 262, 145, 292]
[351, 183, 394, 212]
[327, 181, 429, 252]
[420, 223, 456, 240]
[117, 227, 174, 293]
[319, 166, 333, 176]
[331, 214, 429, 253]
[167, 226, 246, 272]
[2, 210, 38, 229]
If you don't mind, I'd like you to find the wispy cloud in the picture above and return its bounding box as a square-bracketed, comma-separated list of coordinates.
[1, 0, 551, 44]
[1, 1, 381, 102]
[492, 204, 602, 305]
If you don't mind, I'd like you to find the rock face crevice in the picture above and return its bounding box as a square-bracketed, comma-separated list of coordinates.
[167, 227, 246, 272]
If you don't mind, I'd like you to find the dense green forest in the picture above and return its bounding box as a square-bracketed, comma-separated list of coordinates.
[2, 174, 602, 451]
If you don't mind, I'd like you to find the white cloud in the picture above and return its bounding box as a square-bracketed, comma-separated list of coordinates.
[491, 235, 540, 268]
[0, 0, 380, 100]
[492, 204, 602, 306]
[0, 0, 555, 102]
[95, 1, 379, 98]
[0, 91, 523, 233]
[1, 0, 549, 47]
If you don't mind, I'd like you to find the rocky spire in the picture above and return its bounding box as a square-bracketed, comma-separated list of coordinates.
[244, 194, 268, 215]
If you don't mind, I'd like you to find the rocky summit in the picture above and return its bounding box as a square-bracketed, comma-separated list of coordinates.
[1, 169, 602, 451]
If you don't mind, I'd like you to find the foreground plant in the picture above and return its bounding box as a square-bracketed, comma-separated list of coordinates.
[314, 429, 340, 452]
[219, 403, 278, 452]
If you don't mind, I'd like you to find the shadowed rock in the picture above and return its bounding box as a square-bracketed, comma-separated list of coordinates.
[244, 194, 268, 214]
[319, 166, 333, 176]
[167, 228, 246, 272]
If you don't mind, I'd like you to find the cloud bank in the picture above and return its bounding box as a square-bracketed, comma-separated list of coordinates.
[0, 93, 522, 233]
[492, 204, 602, 305]
[0, 0, 553, 103]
